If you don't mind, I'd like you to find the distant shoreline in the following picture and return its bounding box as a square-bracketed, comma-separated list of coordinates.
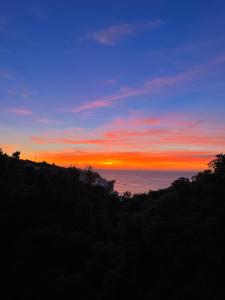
[98, 169, 197, 194]
[97, 169, 199, 173]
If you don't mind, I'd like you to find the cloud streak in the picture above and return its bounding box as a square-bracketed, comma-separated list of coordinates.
[72, 70, 200, 113]
[31, 114, 225, 157]
[7, 108, 33, 115]
[86, 19, 166, 45]
[31, 127, 225, 148]
[0, 69, 13, 80]
[102, 77, 119, 86]
[72, 53, 225, 113]
[72, 100, 114, 113]
[37, 118, 64, 125]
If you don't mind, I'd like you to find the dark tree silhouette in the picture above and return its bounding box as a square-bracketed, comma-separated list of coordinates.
[1, 152, 225, 300]
[12, 150, 20, 159]
[209, 153, 225, 173]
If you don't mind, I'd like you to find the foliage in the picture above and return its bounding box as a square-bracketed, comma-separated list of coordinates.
[209, 153, 225, 174]
[1, 152, 225, 299]
[12, 150, 20, 159]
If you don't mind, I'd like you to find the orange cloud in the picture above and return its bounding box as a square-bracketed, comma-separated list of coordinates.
[31, 125, 225, 149]
[29, 114, 225, 170]
[31, 137, 113, 145]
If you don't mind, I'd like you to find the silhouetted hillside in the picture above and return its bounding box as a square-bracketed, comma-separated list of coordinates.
[1, 150, 225, 300]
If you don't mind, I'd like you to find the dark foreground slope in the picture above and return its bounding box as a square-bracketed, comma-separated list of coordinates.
[1, 152, 225, 300]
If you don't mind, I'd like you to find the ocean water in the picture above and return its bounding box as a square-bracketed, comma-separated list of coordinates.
[97, 169, 197, 194]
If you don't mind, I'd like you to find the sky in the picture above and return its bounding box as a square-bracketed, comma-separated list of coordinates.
[0, 0, 225, 170]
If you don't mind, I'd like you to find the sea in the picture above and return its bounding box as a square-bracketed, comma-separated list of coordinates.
[97, 169, 197, 194]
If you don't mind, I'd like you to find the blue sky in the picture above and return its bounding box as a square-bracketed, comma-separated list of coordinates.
[0, 0, 225, 169]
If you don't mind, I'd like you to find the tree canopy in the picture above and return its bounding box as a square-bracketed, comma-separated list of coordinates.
[1, 151, 225, 299]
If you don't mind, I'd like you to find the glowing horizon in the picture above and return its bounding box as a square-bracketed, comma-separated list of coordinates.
[26, 151, 214, 171]
[1, 1, 225, 170]
[1, 146, 217, 171]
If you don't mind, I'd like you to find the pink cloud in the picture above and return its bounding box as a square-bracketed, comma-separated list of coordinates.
[7, 108, 33, 115]
[207, 53, 225, 65]
[72, 70, 199, 113]
[72, 100, 114, 113]
[142, 118, 161, 125]
[31, 113, 225, 154]
[72, 53, 225, 113]
[109, 116, 161, 128]
[31, 136, 113, 145]
[31, 137, 46, 144]
[87, 19, 165, 45]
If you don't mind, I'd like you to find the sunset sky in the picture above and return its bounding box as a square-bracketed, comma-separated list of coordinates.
[1, 0, 225, 170]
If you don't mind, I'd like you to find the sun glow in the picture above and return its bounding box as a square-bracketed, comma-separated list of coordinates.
[21, 150, 214, 171]
[101, 160, 114, 165]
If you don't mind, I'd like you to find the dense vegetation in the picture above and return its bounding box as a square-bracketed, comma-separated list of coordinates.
[1, 149, 225, 299]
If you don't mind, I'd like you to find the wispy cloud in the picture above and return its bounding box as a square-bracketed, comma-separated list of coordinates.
[37, 118, 64, 125]
[208, 53, 225, 65]
[31, 113, 225, 156]
[72, 53, 225, 113]
[72, 100, 114, 113]
[20, 88, 37, 99]
[72, 70, 199, 113]
[29, 111, 225, 170]
[7, 87, 37, 99]
[86, 19, 166, 45]
[111, 116, 161, 127]
[7, 108, 33, 115]
[102, 77, 119, 86]
[0, 69, 13, 80]
[32, 137, 108, 145]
